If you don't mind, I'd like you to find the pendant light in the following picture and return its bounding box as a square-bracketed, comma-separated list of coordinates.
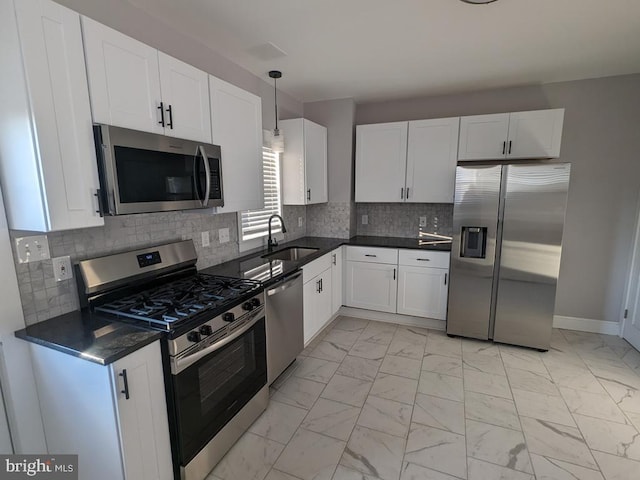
[268, 70, 285, 153]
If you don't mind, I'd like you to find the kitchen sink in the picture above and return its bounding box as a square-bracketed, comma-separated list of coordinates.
[262, 246, 319, 261]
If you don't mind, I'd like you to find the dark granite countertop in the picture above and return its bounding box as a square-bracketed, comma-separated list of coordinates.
[15, 310, 162, 366]
[202, 235, 451, 286]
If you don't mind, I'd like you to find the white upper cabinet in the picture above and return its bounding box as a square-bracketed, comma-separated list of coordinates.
[158, 52, 212, 143]
[458, 113, 510, 160]
[209, 76, 263, 213]
[459, 109, 565, 160]
[0, 0, 103, 232]
[356, 119, 459, 203]
[281, 119, 328, 205]
[82, 16, 164, 135]
[82, 18, 212, 142]
[355, 122, 408, 202]
[506, 109, 564, 159]
[406, 118, 460, 203]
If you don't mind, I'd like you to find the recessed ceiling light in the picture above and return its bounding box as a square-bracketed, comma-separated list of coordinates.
[460, 0, 498, 4]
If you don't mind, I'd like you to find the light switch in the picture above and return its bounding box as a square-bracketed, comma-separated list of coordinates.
[15, 235, 50, 263]
[219, 228, 230, 244]
[362, 215, 368, 225]
[419, 216, 427, 227]
[52, 256, 72, 282]
[201, 231, 210, 247]
[298, 217, 303, 228]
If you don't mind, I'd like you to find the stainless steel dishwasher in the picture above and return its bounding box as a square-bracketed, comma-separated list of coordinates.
[265, 270, 304, 385]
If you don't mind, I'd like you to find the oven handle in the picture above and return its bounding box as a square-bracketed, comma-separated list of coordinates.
[199, 145, 211, 208]
[172, 306, 264, 374]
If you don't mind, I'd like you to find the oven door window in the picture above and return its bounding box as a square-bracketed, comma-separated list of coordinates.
[114, 146, 221, 204]
[173, 318, 266, 464]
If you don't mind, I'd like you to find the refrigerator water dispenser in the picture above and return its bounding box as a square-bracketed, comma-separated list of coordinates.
[460, 227, 487, 258]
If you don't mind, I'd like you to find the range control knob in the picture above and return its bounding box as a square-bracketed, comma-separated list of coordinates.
[187, 331, 201, 343]
[242, 302, 254, 311]
[250, 297, 261, 308]
[199, 325, 213, 336]
[222, 312, 235, 323]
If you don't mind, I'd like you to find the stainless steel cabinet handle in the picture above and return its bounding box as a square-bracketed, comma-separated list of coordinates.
[119, 370, 130, 400]
[364, 254, 377, 257]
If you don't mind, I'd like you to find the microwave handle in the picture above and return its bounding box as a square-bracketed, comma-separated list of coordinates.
[198, 146, 211, 207]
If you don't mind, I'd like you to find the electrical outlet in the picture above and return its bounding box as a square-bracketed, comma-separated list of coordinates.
[52, 256, 72, 282]
[219, 228, 230, 244]
[298, 217, 303, 228]
[201, 231, 210, 247]
[362, 214, 368, 225]
[419, 216, 427, 227]
[15, 235, 50, 263]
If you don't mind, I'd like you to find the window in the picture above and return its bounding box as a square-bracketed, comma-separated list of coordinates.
[239, 146, 282, 250]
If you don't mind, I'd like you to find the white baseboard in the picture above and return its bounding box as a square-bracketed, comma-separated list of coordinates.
[338, 306, 446, 331]
[553, 315, 620, 336]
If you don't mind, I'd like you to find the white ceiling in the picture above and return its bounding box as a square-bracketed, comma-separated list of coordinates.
[128, 0, 640, 103]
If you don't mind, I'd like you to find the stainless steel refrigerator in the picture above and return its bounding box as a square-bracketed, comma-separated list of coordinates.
[446, 163, 570, 350]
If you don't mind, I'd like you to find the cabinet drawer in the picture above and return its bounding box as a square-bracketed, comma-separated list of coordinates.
[346, 246, 398, 265]
[398, 250, 450, 269]
[302, 253, 332, 283]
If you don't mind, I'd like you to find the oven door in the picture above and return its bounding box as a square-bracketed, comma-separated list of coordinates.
[171, 311, 266, 465]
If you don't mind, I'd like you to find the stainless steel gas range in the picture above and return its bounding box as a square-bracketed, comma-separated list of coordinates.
[75, 240, 268, 480]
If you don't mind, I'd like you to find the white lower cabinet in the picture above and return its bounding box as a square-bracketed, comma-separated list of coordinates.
[331, 247, 343, 315]
[346, 261, 398, 313]
[303, 267, 332, 345]
[30, 340, 173, 480]
[397, 266, 448, 319]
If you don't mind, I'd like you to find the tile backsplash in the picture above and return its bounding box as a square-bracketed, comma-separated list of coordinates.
[12, 205, 306, 325]
[306, 202, 353, 239]
[356, 203, 453, 238]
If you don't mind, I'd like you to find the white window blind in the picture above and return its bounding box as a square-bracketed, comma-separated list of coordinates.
[240, 146, 282, 241]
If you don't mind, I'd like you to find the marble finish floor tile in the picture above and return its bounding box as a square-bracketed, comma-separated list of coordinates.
[529, 454, 604, 480]
[294, 356, 340, 384]
[212, 432, 285, 480]
[273, 428, 346, 480]
[592, 450, 640, 480]
[412, 393, 465, 435]
[467, 457, 534, 480]
[512, 389, 576, 427]
[321, 374, 372, 407]
[370, 373, 418, 405]
[465, 391, 521, 431]
[336, 355, 381, 382]
[248, 400, 308, 444]
[520, 416, 597, 469]
[573, 414, 640, 461]
[340, 425, 405, 480]
[272, 376, 326, 410]
[302, 398, 361, 441]
[466, 419, 533, 474]
[210, 317, 640, 480]
[357, 395, 412, 438]
[379, 354, 421, 380]
[404, 423, 467, 478]
[421, 353, 463, 378]
[418, 371, 464, 402]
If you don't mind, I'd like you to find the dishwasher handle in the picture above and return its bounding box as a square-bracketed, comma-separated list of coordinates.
[267, 271, 303, 296]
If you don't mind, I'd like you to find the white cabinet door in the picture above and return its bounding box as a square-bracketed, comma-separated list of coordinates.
[303, 277, 318, 345]
[406, 118, 459, 203]
[210, 76, 263, 213]
[355, 122, 408, 202]
[331, 248, 343, 315]
[458, 113, 510, 161]
[82, 17, 163, 134]
[304, 119, 328, 204]
[2, 0, 103, 231]
[316, 269, 333, 332]
[346, 261, 397, 313]
[158, 52, 211, 143]
[397, 266, 448, 319]
[112, 342, 173, 480]
[507, 109, 564, 159]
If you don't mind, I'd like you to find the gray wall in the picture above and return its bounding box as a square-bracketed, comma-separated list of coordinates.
[357, 74, 640, 324]
[303, 98, 357, 237]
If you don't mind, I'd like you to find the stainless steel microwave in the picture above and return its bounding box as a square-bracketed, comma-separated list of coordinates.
[94, 124, 223, 215]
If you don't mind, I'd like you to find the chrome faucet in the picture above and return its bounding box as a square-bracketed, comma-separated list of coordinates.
[267, 214, 287, 251]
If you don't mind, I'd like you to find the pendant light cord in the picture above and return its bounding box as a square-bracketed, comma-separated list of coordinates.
[274, 76, 279, 131]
